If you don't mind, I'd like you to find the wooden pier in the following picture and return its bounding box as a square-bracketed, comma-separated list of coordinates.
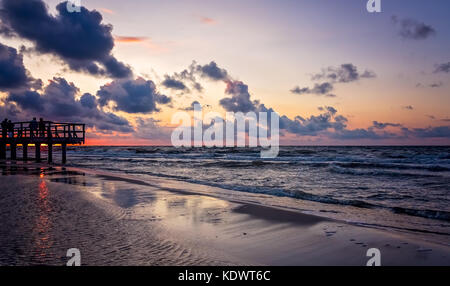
[0, 121, 85, 164]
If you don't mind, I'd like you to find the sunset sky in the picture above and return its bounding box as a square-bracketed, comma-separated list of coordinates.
[0, 0, 449, 145]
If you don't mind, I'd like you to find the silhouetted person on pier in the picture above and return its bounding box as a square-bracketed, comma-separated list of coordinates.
[39, 118, 45, 137]
[1, 118, 7, 139]
[7, 120, 14, 138]
[29, 117, 38, 137]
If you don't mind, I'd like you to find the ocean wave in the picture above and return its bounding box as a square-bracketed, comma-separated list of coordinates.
[328, 165, 441, 177]
[391, 207, 450, 221]
[335, 162, 450, 172]
[113, 168, 450, 222]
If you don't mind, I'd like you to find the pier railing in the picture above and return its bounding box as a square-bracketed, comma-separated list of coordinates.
[1, 121, 85, 143]
[0, 121, 85, 163]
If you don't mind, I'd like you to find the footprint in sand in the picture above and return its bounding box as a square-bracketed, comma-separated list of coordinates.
[325, 231, 336, 237]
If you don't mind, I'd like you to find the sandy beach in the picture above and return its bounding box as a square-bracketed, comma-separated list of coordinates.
[0, 162, 449, 266]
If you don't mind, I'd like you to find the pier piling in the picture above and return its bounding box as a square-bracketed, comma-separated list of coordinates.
[35, 143, 41, 162]
[48, 143, 53, 163]
[0, 142, 5, 160]
[23, 144, 28, 161]
[62, 143, 67, 164]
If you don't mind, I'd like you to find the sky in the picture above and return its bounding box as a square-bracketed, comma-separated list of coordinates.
[0, 0, 449, 145]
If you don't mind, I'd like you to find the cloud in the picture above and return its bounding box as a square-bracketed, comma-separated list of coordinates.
[311, 63, 376, 83]
[80, 93, 97, 109]
[290, 82, 335, 97]
[195, 61, 229, 81]
[291, 63, 375, 97]
[7, 90, 44, 112]
[219, 80, 259, 113]
[180, 101, 201, 111]
[164, 60, 449, 142]
[275, 106, 347, 136]
[429, 82, 443, 88]
[417, 81, 444, 88]
[403, 105, 414, 110]
[161, 61, 205, 93]
[161, 76, 188, 91]
[210, 67, 415, 140]
[134, 117, 173, 140]
[0, 0, 132, 78]
[5, 77, 133, 132]
[97, 78, 171, 113]
[434, 62, 450, 74]
[372, 121, 402, 129]
[392, 16, 436, 40]
[406, 126, 450, 138]
[0, 42, 39, 90]
[331, 128, 389, 140]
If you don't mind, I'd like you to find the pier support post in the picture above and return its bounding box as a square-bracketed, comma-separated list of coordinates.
[48, 143, 53, 163]
[62, 143, 67, 164]
[23, 144, 28, 161]
[0, 141, 5, 160]
[35, 143, 41, 162]
[11, 143, 16, 160]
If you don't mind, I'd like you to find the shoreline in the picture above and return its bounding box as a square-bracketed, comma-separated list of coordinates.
[0, 161, 449, 265]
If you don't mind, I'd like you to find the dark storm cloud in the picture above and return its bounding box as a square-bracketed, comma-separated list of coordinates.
[0, 0, 132, 78]
[290, 82, 334, 96]
[7, 90, 44, 112]
[219, 80, 258, 113]
[80, 93, 97, 109]
[392, 16, 436, 40]
[161, 76, 188, 91]
[5, 77, 133, 132]
[97, 78, 171, 113]
[0, 42, 38, 90]
[311, 63, 376, 83]
[434, 62, 450, 74]
[0, 101, 20, 119]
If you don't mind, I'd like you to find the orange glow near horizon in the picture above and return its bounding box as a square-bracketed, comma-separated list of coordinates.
[85, 137, 168, 146]
[114, 36, 148, 43]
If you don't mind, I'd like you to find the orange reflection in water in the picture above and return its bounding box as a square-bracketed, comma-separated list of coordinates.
[33, 172, 53, 262]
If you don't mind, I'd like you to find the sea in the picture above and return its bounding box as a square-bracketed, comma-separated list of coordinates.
[64, 145, 450, 243]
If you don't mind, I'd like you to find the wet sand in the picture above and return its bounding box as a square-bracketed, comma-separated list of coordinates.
[0, 163, 449, 265]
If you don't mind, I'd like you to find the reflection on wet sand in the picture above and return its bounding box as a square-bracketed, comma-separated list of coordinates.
[32, 171, 54, 263]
